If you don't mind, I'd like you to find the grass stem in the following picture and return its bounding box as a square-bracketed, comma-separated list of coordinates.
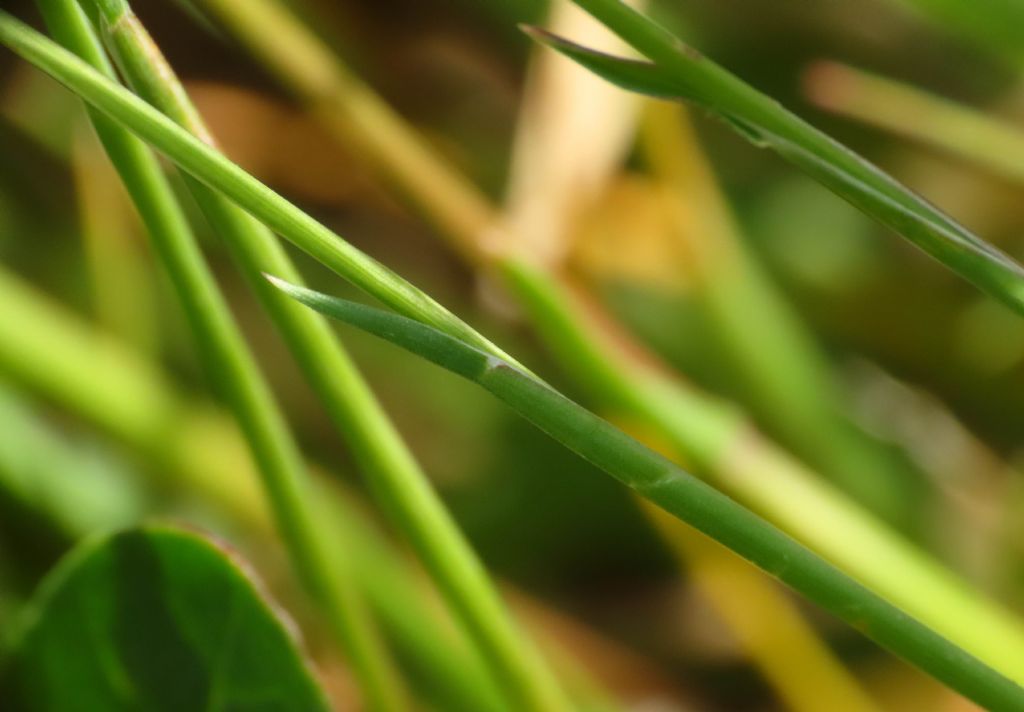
[0, 263, 509, 711]
[530, 0, 1024, 316]
[32, 2, 403, 708]
[78, 1, 569, 708]
[499, 259, 1024, 687]
[272, 276, 1024, 712]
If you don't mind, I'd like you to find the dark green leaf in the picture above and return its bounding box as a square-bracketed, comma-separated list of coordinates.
[1, 525, 331, 712]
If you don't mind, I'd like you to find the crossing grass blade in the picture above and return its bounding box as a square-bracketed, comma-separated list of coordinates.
[267, 274, 1024, 712]
[77, 2, 566, 707]
[30, 1, 404, 707]
[0, 8, 520, 367]
[520, 7, 1024, 317]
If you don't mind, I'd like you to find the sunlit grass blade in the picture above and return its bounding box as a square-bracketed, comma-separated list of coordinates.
[502, 0, 640, 269]
[0, 9, 517, 365]
[31, 1, 404, 708]
[805, 61, 1024, 186]
[521, 6, 1024, 317]
[268, 274, 1024, 712]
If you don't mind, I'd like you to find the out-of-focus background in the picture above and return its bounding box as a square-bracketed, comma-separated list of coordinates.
[3, 0, 1024, 709]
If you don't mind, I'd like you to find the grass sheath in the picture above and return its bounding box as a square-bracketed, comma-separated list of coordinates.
[76, 1, 568, 708]
[523, 0, 1024, 317]
[268, 275, 1024, 712]
[29, 1, 404, 709]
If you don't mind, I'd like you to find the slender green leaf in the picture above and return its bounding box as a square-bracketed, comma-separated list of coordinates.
[522, 14, 1024, 316]
[1, 525, 331, 712]
[267, 275, 1024, 712]
[29, 3, 402, 708]
[0, 8, 518, 366]
[78, 2, 561, 707]
[0, 265, 508, 712]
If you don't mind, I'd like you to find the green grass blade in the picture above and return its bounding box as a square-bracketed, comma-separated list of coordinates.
[0, 8, 518, 366]
[639, 103, 927, 528]
[521, 11, 1024, 316]
[77, 2, 566, 707]
[267, 274, 1024, 712]
[169, 6, 1014, 692]
[29, 1, 404, 708]
[500, 260, 1024, 681]
[0, 265, 509, 712]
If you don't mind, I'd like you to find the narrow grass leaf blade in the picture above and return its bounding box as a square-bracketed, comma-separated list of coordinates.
[524, 23, 1024, 316]
[522, 27, 686, 99]
[80, 3, 560, 708]
[268, 275, 1024, 712]
[0, 10, 517, 366]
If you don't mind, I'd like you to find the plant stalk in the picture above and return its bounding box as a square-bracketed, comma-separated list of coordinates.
[0, 8, 516, 364]
[499, 259, 1024, 686]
